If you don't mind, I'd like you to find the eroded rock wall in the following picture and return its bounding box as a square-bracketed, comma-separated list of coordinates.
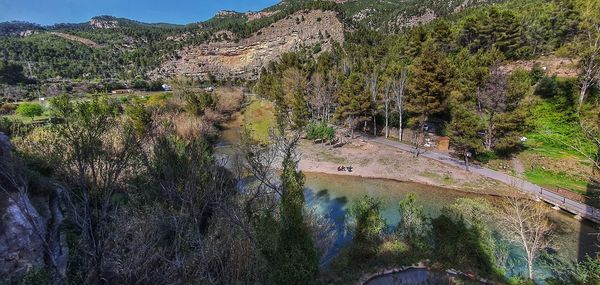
[155, 10, 344, 80]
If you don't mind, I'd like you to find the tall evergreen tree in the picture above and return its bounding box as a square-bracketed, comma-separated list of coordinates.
[283, 67, 310, 130]
[335, 72, 372, 138]
[406, 44, 451, 126]
[271, 139, 319, 284]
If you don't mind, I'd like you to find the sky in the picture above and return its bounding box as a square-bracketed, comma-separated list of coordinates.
[0, 0, 280, 25]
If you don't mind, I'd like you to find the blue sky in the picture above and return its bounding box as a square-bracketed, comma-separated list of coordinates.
[0, 0, 280, 25]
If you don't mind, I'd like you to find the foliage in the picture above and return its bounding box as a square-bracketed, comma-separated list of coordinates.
[124, 103, 152, 135]
[269, 150, 319, 284]
[448, 97, 485, 158]
[15, 102, 43, 118]
[547, 256, 600, 285]
[184, 91, 215, 116]
[431, 214, 501, 279]
[406, 44, 450, 125]
[0, 61, 29, 85]
[348, 195, 386, 257]
[306, 121, 335, 141]
[396, 193, 428, 249]
[335, 72, 372, 132]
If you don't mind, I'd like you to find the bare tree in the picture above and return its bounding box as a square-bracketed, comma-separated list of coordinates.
[476, 64, 513, 151]
[392, 69, 407, 141]
[309, 72, 337, 122]
[576, 0, 600, 110]
[497, 197, 553, 280]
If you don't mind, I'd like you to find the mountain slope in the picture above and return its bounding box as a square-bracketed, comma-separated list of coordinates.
[156, 10, 344, 80]
[0, 0, 503, 80]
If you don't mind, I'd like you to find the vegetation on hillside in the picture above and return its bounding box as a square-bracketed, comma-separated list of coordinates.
[255, 0, 600, 201]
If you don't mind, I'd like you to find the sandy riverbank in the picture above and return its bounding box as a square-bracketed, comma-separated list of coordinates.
[297, 138, 518, 196]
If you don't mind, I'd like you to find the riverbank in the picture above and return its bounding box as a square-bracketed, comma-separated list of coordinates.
[298, 138, 519, 197]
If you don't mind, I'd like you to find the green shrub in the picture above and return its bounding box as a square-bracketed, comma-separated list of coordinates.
[306, 121, 335, 141]
[16, 102, 43, 118]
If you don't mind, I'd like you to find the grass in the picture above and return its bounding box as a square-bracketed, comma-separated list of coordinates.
[420, 171, 455, 186]
[479, 93, 598, 199]
[242, 98, 276, 143]
[1, 114, 50, 124]
[524, 168, 589, 194]
[322, 239, 420, 285]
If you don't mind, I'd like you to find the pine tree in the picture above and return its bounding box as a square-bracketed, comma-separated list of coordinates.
[406, 44, 451, 126]
[335, 72, 372, 138]
[283, 67, 310, 130]
[271, 143, 319, 285]
[448, 96, 484, 169]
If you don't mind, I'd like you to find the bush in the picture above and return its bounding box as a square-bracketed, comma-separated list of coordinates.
[535, 76, 559, 98]
[349, 196, 386, 257]
[306, 121, 335, 141]
[431, 214, 502, 279]
[0, 103, 17, 115]
[148, 80, 164, 91]
[131, 79, 148, 90]
[16, 102, 43, 118]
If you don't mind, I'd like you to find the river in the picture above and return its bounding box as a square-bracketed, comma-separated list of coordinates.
[216, 112, 599, 281]
[303, 172, 598, 280]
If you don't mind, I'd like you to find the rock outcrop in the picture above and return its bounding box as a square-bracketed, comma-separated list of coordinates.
[0, 133, 67, 280]
[90, 17, 118, 29]
[155, 10, 344, 80]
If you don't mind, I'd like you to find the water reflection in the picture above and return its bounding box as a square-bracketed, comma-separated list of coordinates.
[303, 172, 599, 280]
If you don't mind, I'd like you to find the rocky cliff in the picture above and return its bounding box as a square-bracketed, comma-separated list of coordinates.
[155, 10, 344, 80]
[0, 133, 67, 281]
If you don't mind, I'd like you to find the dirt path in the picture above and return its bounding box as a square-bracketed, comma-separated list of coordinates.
[298, 138, 517, 196]
[49, 32, 101, 48]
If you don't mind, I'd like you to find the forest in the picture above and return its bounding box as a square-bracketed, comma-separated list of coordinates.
[255, 0, 599, 203]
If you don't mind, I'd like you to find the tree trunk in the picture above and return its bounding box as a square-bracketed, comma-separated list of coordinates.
[384, 104, 389, 138]
[373, 117, 377, 136]
[579, 83, 590, 111]
[527, 256, 534, 280]
[399, 116, 403, 142]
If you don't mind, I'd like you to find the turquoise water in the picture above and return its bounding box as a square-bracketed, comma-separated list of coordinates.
[364, 268, 481, 285]
[303, 172, 599, 280]
[216, 122, 598, 280]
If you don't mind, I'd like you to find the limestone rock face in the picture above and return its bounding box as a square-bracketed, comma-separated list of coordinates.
[155, 10, 344, 80]
[90, 18, 118, 29]
[0, 193, 45, 276]
[0, 132, 67, 279]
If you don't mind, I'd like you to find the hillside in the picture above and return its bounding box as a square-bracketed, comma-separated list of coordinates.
[156, 10, 344, 80]
[0, 0, 502, 80]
